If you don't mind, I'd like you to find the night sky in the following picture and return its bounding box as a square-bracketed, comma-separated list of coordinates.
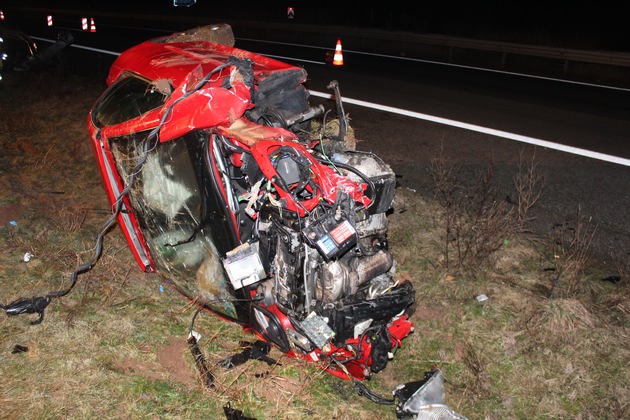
[12, 0, 630, 51]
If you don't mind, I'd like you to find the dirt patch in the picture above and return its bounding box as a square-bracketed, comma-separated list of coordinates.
[114, 336, 197, 387]
[414, 304, 448, 322]
[158, 336, 198, 386]
[0, 203, 23, 225]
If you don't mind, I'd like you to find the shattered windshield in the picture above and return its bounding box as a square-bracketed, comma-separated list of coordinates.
[92, 75, 168, 127]
[108, 131, 238, 319]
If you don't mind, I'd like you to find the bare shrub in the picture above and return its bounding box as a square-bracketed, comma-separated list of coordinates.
[431, 148, 516, 272]
[461, 342, 492, 398]
[431, 147, 546, 273]
[595, 250, 630, 325]
[609, 249, 629, 285]
[547, 208, 598, 298]
[513, 149, 546, 231]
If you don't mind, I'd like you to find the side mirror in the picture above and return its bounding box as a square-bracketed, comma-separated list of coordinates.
[173, 0, 196, 7]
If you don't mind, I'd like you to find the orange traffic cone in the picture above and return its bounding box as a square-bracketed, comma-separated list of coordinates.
[332, 39, 344, 66]
[90, 17, 96, 32]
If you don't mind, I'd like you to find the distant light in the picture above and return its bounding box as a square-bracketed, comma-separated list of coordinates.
[173, 0, 196, 6]
[0, 10, 5, 21]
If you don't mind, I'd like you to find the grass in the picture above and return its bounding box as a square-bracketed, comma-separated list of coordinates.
[1, 68, 629, 419]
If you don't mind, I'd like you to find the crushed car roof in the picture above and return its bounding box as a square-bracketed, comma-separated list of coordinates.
[107, 35, 305, 87]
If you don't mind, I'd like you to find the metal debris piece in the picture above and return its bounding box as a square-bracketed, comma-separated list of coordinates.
[217, 340, 279, 369]
[11, 344, 28, 354]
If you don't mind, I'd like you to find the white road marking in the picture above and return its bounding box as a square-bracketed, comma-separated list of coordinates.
[310, 91, 630, 167]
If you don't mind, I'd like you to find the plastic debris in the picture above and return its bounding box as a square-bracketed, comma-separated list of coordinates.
[189, 329, 201, 341]
[394, 369, 468, 419]
[217, 340, 280, 369]
[476, 294, 489, 303]
[11, 344, 29, 354]
[23, 252, 33, 262]
[9, 221, 17, 226]
[224, 402, 257, 420]
[187, 330, 215, 389]
[600, 276, 621, 284]
[1, 296, 51, 324]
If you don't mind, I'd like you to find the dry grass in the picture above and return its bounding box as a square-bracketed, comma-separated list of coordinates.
[388, 190, 629, 419]
[546, 209, 599, 298]
[528, 298, 596, 343]
[1, 69, 629, 419]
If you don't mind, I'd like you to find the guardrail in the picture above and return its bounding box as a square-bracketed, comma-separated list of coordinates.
[314, 26, 630, 69]
[6, 7, 630, 77]
[235, 21, 630, 78]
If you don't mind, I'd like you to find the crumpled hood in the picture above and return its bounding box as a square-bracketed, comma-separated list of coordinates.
[106, 37, 305, 89]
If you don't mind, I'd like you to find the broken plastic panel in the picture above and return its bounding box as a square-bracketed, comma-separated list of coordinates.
[299, 312, 336, 349]
[394, 370, 468, 420]
[223, 242, 266, 290]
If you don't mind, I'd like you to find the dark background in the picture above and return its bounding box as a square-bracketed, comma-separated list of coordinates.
[11, 0, 630, 52]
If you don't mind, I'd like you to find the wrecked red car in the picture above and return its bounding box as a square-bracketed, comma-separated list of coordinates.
[87, 24, 416, 382]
